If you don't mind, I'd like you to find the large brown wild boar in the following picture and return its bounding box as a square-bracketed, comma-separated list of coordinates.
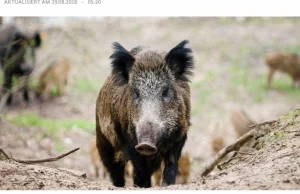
[265, 52, 300, 88]
[95, 40, 194, 188]
[36, 57, 72, 100]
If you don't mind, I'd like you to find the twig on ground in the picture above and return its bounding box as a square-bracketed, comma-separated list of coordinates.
[249, 120, 277, 129]
[217, 151, 238, 170]
[0, 148, 9, 159]
[236, 151, 254, 155]
[1, 147, 79, 164]
[278, 123, 289, 131]
[273, 149, 300, 160]
[201, 129, 255, 177]
[217, 151, 254, 170]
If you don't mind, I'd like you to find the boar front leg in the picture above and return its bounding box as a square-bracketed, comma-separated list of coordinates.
[96, 131, 125, 187]
[161, 137, 186, 186]
[131, 155, 152, 188]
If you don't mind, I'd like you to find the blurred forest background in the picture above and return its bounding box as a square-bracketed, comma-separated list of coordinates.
[0, 17, 300, 183]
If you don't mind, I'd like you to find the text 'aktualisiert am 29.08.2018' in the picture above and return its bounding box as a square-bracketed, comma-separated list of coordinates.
[3, 0, 78, 4]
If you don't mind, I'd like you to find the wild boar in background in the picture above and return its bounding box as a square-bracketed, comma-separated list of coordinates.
[230, 108, 256, 138]
[207, 121, 226, 156]
[0, 24, 43, 105]
[265, 52, 300, 88]
[95, 40, 194, 188]
[211, 137, 225, 155]
[89, 138, 107, 179]
[36, 57, 72, 101]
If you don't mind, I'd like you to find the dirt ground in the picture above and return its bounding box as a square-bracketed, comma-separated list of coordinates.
[1, 109, 300, 190]
[0, 17, 300, 190]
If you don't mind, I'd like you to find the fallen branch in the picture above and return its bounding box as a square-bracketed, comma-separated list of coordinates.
[249, 119, 277, 129]
[217, 151, 238, 170]
[235, 151, 254, 155]
[217, 150, 254, 170]
[0, 148, 9, 160]
[200, 119, 278, 177]
[1, 147, 79, 164]
[201, 129, 255, 177]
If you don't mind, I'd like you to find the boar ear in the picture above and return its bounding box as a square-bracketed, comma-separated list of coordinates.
[110, 42, 135, 85]
[165, 40, 194, 82]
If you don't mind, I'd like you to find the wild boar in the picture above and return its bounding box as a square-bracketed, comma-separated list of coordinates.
[0, 24, 43, 105]
[265, 52, 300, 88]
[207, 121, 226, 156]
[36, 57, 72, 101]
[230, 108, 255, 138]
[211, 137, 225, 155]
[95, 40, 194, 187]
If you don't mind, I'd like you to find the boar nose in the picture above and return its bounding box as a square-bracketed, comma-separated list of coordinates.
[136, 121, 161, 156]
[135, 143, 157, 156]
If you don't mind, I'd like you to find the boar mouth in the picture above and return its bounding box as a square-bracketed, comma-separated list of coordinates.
[135, 143, 157, 156]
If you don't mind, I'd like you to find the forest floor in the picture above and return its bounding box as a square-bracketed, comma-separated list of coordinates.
[1, 109, 300, 189]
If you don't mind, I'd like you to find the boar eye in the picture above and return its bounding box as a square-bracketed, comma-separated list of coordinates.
[162, 87, 172, 100]
[133, 89, 140, 100]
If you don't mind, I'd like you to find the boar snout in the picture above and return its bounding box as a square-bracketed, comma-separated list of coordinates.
[135, 143, 157, 156]
[135, 121, 161, 156]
